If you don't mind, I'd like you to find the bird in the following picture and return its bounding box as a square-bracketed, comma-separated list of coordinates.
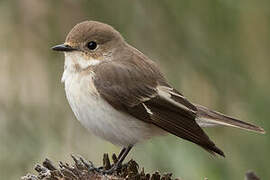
[52, 21, 265, 173]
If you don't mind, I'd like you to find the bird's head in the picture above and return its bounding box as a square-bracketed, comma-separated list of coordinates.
[52, 21, 125, 70]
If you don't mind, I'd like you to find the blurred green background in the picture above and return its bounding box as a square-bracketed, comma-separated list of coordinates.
[0, 0, 269, 179]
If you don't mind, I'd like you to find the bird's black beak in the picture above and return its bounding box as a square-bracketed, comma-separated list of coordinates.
[51, 44, 77, 52]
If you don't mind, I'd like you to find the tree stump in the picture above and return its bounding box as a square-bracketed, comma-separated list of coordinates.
[21, 154, 176, 180]
[21, 154, 260, 180]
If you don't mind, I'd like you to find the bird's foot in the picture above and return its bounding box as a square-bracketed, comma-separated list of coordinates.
[97, 164, 120, 174]
[71, 150, 131, 175]
[77, 156, 102, 172]
[98, 162, 129, 174]
[76, 154, 124, 175]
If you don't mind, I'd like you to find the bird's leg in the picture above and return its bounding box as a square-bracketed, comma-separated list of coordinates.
[114, 145, 132, 167]
[117, 147, 126, 159]
[101, 145, 133, 174]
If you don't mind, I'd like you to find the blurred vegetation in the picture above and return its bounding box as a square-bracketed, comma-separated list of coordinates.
[0, 0, 269, 179]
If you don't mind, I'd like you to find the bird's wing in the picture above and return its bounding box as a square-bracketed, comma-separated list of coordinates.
[93, 56, 224, 157]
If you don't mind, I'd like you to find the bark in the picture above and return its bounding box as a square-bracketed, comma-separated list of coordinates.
[21, 154, 260, 180]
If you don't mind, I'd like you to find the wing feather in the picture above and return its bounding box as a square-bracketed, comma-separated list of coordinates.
[93, 49, 224, 156]
[144, 97, 224, 156]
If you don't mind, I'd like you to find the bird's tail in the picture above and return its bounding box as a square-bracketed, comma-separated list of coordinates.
[195, 104, 265, 134]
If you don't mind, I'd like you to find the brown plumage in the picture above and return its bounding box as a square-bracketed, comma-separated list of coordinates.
[52, 21, 265, 160]
[92, 44, 225, 156]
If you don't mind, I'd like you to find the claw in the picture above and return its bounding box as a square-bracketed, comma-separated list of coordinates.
[98, 165, 118, 175]
[69, 146, 133, 175]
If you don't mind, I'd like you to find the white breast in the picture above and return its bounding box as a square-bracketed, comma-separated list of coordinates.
[62, 67, 162, 146]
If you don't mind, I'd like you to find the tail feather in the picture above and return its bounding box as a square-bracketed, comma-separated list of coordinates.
[195, 104, 265, 134]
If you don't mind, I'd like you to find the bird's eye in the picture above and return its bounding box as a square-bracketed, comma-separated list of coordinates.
[87, 41, 97, 50]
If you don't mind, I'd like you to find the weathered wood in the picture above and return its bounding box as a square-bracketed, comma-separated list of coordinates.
[21, 154, 175, 180]
[21, 154, 261, 180]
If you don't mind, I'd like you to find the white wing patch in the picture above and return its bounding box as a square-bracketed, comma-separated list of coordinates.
[142, 103, 153, 115]
[157, 86, 196, 114]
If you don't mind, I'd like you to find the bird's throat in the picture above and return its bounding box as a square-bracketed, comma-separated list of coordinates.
[64, 52, 101, 71]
